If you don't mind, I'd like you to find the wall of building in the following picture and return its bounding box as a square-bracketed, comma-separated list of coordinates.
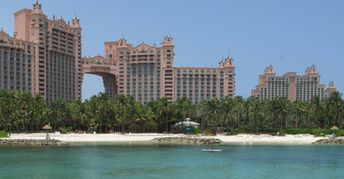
[252, 65, 336, 102]
[10, 2, 82, 102]
[85, 35, 235, 104]
[0, 30, 37, 94]
[3, 1, 237, 103]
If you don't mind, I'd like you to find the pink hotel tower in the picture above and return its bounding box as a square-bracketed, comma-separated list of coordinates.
[0, 1, 82, 102]
[0, 2, 337, 104]
[83, 35, 236, 104]
[251, 65, 336, 102]
[1, 2, 236, 103]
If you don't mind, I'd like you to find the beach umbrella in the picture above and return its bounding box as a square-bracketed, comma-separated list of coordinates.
[42, 124, 52, 130]
[42, 123, 52, 141]
[173, 118, 200, 128]
[330, 125, 339, 130]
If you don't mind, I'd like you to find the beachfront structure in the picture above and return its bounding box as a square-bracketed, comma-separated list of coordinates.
[83, 35, 235, 103]
[1, 1, 83, 102]
[251, 65, 336, 102]
[0, 29, 37, 93]
[1, 1, 235, 103]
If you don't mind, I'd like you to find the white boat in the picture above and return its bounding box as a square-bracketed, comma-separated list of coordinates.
[201, 148, 223, 152]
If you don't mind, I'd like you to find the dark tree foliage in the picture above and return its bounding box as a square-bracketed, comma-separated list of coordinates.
[0, 90, 343, 133]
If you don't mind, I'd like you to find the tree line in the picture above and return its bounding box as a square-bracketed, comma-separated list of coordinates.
[0, 90, 343, 134]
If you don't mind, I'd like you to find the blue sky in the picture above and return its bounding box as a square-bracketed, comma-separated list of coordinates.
[1, 0, 343, 100]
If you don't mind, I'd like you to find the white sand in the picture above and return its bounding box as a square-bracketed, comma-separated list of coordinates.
[8, 133, 183, 143]
[7, 133, 325, 144]
[217, 134, 325, 144]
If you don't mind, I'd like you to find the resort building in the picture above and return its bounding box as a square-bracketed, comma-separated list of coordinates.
[0, 1, 83, 102]
[251, 65, 336, 102]
[83, 35, 236, 103]
[0, 29, 37, 94]
[2, 1, 235, 103]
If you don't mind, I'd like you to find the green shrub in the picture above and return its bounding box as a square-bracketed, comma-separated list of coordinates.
[278, 129, 286, 136]
[0, 131, 8, 138]
[203, 128, 217, 136]
[58, 127, 73, 134]
[331, 129, 344, 136]
[203, 130, 211, 136]
[192, 128, 201, 135]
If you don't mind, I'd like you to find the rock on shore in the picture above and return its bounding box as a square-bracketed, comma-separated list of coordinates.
[151, 137, 222, 144]
[313, 138, 344, 144]
[0, 139, 68, 146]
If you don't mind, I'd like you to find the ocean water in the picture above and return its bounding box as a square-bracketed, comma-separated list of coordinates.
[0, 144, 343, 179]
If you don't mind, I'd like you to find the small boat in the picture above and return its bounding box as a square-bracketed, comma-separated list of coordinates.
[201, 148, 223, 152]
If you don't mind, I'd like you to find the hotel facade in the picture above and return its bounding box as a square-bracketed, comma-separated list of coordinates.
[0, 29, 36, 93]
[84, 36, 236, 103]
[251, 65, 336, 102]
[0, 2, 82, 102]
[1, 1, 235, 103]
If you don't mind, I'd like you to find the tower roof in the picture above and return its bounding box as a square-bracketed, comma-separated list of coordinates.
[305, 65, 318, 75]
[162, 33, 173, 46]
[32, 0, 43, 14]
[328, 81, 336, 88]
[218, 56, 235, 68]
[264, 64, 275, 74]
[70, 15, 81, 28]
[0, 28, 10, 38]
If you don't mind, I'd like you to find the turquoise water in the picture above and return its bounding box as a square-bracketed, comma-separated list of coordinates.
[0, 144, 343, 179]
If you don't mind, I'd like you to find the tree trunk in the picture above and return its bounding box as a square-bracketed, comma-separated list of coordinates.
[99, 120, 102, 133]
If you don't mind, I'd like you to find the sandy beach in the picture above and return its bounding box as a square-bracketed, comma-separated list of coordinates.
[7, 133, 326, 144]
[217, 134, 326, 144]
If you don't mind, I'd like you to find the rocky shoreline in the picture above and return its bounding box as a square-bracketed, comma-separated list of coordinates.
[0, 139, 68, 147]
[151, 137, 222, 145]
[313, 138, 344, 144]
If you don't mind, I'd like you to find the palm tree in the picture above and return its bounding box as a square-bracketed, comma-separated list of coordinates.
[325, 92, 344, 129]
[220, 96, 235, 132]
[233, 96, 245, 130]
[309, 96, 324, 128]
[270, 97, 290, 132]
[246, 96, 262, 133]
[66, 100, 83, 131]
[204, 98, 221, 128]
[91, 93, 116, 133]
[0, 90, 17, 131]
[49, 99, 69, 132]
[173, 97, 195, 123]
[156, 98, 172, 132]
[131, 104, 157, 132]
[115, 95, 139, 133]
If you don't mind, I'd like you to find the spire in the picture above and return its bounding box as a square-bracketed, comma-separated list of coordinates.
[162, 32, 173, 46]
[70, 14, 80, 28]
[227, 49, 231, 57]
[305, 65, 318, 75]
[121, 32, 125, 40]
[32, 0, 43, 14]
[219, 56, 235, 68]
[310, 64, 316, 70]
[264, 64, 275, 74]
[329, 81, 336, 88]
[0, 28, 10, 38]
